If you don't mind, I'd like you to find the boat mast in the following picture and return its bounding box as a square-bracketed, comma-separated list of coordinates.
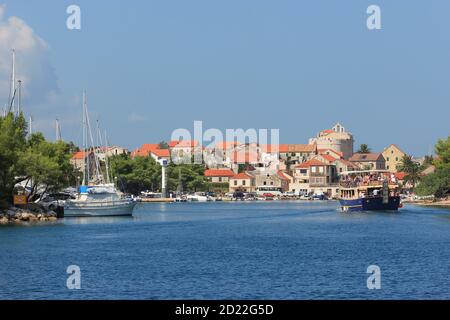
[83, 94, 102, 183]
[17, 80, 22, 116]
[29, 115, 33, 136]
[55, 118, 62, 141]
[104, 130, 111, 184]
[96, 119, 107, 184]
[8, 49, 16, 114]
[82, 91, 88, 185]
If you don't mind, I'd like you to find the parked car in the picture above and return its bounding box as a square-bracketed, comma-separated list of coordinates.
[233, 191, 245, 200]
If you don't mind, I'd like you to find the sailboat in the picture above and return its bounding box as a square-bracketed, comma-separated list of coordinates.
[64, 92, 136, 217]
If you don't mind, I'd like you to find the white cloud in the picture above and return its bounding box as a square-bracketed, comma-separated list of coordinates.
[0, 4, 58, 110]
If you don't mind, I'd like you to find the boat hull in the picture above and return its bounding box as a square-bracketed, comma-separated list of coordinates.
[64, 201, 136, 217]
[339, 196, 400, 212]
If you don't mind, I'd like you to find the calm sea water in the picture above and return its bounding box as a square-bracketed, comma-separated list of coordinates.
[1, 201, 450, 300]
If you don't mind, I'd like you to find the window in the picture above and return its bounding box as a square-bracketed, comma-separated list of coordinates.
[263, 181, 267, 185]
[234, 180, 237, 186]
[395, 157, 398, 161]
[270, 181, 274, 185]
[319, 166, 324, 173]
[218, 177, 222, 182]
[311, 166, 316, 173]
[386, 157, 390, 161]
[242, 180, 246, 186]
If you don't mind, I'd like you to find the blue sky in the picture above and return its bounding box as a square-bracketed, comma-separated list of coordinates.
[1, 0, 449, 156]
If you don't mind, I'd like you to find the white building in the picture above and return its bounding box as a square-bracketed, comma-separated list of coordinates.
[309, 123, 354, 160]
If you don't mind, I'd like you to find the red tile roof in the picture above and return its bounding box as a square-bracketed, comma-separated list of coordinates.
[318, 148, 344, 158]
[349, 153, 383, 162]
[231, 172, 253, 180]
[151, 149, 170, 157]
[265, 144, 316, 153]
[320, 154, 338, 162]
[295, 159, 328, 168]
[277, 170, 291, 181]
[131, 144, 169, 158]
[394, 172, 407, 180]
[169, 140, 199, 148]
[204, 169, 235, 177]
[72, 151, 87, 160]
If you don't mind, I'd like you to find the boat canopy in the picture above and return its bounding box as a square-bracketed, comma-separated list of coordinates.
[339, 170, 392, 176]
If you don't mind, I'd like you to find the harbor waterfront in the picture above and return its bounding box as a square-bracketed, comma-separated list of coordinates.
[1, 201, 450, 300]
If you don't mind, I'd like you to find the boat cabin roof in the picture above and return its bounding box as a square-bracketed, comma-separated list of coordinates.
[339, 184, 399, 191]
[340, 169, 392, 176]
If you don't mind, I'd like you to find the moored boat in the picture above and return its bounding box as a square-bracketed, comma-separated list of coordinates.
[64, 91, 136, 217]
[64, 184, 136, 217]
[338, 170, 401, 212]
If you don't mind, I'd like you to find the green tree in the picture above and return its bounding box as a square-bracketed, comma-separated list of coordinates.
[416, 137, 450, 197]
[357, 144, 371, 153]
[158, 141, 169, 149]
[0, 113, 76, 207]
[396, 155, 422, 189]
[110, 154, 161, 195]
[18, 132, 77, 201]
[0, 113, 27, 207]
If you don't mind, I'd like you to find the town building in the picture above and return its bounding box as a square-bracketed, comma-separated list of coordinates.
[131, 144, 161, 158]
[309, 123, 354, 159]
[253, 170, 291, 193]
[291, 159, 339, 197]
[149, 148, 170, 162]
[382, 144, 406, 172]
[276, 144, 317, 171]
[96, 146, 129, 161]
[333, 158, 359, 174]
[70, 150, 96, 175]
[204, 169, 235, 183]
[169, 140, 200, 164]
[229, 172, 256, 193]
[348, 153, 386, 170]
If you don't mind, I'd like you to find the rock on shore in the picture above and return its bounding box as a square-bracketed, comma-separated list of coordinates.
[0, 205, 58, 224]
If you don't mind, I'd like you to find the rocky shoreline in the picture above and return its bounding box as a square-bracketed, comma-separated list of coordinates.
[403, 199, 450, 208]
[0, 204, 58, 224]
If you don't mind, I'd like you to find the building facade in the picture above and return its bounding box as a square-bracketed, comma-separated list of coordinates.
[290, 159, 339, 197]
[348, 153, 386, 170]
[309, 123, 354, 159]
[229, 172, 256, 193]
[382, 144, 406, 172]
[204, 169, 235, 183]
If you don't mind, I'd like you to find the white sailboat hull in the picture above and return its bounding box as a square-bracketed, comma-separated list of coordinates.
[64, 200, 136, 217]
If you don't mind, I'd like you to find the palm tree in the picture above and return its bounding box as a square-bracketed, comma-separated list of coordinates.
[357, 144, 371, 154]
[397, 155, 422, 189]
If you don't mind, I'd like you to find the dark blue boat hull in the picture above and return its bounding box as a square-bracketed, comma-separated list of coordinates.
[339, 196, 401, 212]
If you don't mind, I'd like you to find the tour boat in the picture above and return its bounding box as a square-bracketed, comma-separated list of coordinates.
[338, 170, 401, 212]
